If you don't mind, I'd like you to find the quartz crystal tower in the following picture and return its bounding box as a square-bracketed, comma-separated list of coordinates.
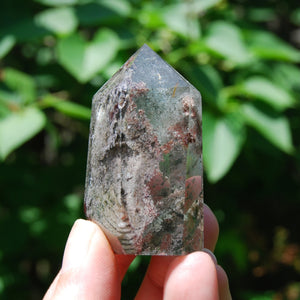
[84, 44, 203, 255]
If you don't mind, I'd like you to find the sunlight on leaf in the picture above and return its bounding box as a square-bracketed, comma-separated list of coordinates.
[241, 76, 295, 111]
[35, 7, 78, 35]
[241, 103, 294, 154]
[0, 35, 16, 59]
[271, 63, 300, 93]
[0, 107, 46, 160]
[42, 95, 91, 120]
[163, 3, 200, 39]
[57, 29, 119, 82]
[191, 0, 222, 12]
[246, 30, 300, 62]
[203, 112, 245, 182]
[205, 21, 253, 65]
[34, 0, 79, 6]
[3, 68, 36, 104]
[185, 65, 223, 104]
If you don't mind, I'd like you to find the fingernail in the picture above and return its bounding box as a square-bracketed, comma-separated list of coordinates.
[202, 248, 218, 265]
[61, 219, 96, 271]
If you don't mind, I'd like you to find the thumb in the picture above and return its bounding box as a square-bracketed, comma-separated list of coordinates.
[44, 219, 120, 300]
[164, 252, 219, 300]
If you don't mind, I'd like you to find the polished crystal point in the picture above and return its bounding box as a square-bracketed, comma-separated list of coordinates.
[84, 44, 203, 255]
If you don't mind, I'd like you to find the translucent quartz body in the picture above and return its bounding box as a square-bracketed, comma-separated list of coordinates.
[84, 45, 203, 255]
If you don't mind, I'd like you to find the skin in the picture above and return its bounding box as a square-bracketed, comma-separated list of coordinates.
[44, 204, 231, 300]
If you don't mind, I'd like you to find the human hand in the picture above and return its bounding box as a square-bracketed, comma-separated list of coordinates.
[44, 204, 231, 299]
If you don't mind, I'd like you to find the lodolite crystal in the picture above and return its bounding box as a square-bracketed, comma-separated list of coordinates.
[84, 44, 203, 255]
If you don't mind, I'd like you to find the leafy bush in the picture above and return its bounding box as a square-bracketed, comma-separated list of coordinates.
[0, 0, 299, 299]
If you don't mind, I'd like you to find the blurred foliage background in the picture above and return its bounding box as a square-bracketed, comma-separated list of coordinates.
[0, 0, 300, 299]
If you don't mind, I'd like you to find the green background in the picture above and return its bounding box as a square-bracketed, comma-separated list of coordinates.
[0, 0, 300, 299]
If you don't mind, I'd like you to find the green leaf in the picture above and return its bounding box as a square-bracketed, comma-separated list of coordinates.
[128, 256, 142, 273]
[271, 63, 300, 94]
[246, 30, 300, 62]
[241, 76, 295, 111]
[189, 0, 222, 12]
[101, 60, 123, 79]
[184, 65, 223, 104]
[203, 112, 245, 182]
[99, 0, 131, 17]
[0, 107, 46, 160]
[76, 2, 129, 26]
[0, 90, 22, 105]
[241, 103, 294, 154]
[57, 29, 119, 83]
[0, 102, 11, 118]
[0, 18, 50, 42]
[0, 35, 16, 59]
[35, 7, 78, 36]
[34, 0, 79, 6]
[204, 21, 253, 65]
[3, 68, 36, 104]
[162, 3, 200, 39]
[138, 4, 165, 29]
[42, 95, 91, 120]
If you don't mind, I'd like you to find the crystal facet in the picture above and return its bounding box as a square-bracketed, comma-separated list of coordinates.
[84, 44, 203, 255]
